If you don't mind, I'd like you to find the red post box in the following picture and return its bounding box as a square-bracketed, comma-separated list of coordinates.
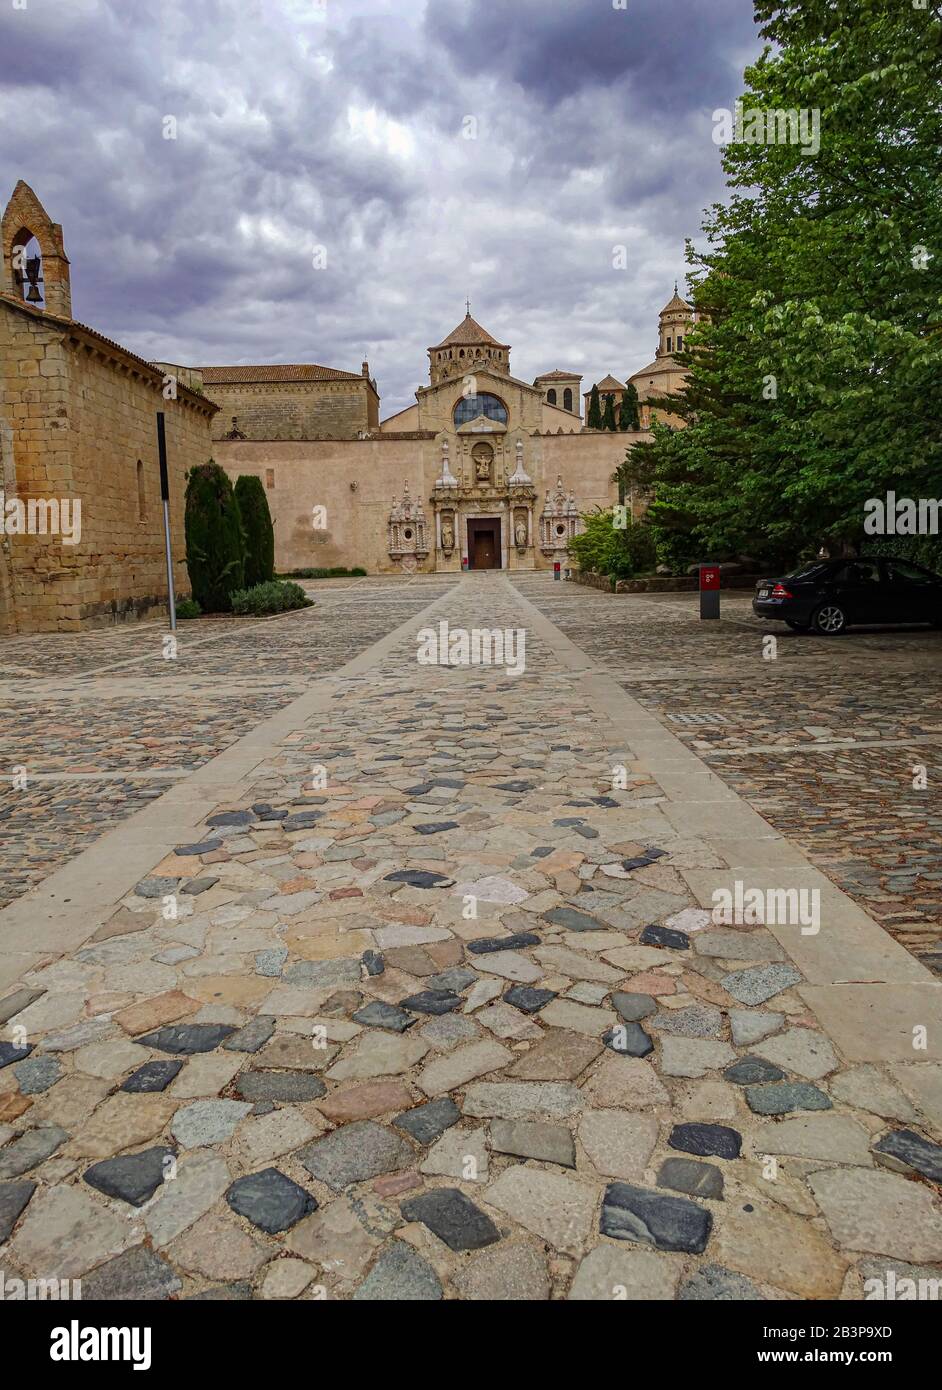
[553, 562, 561, 582]
[699, 564, 720, 618]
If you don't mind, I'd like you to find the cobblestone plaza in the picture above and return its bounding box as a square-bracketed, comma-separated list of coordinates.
[0, 575, 939, 1301]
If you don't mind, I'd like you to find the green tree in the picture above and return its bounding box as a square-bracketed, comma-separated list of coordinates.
[618, 382, 640, 431]
[234, 474, 275, 588]
[602, 393, 617, 431]
[184, 461, 245, 613]
[568, 508, 658, 582]
[635, 0, 942, 562]
[587, 383, 603, 429]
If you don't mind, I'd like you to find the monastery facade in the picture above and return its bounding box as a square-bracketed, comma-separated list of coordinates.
[0, 181, 696, 630]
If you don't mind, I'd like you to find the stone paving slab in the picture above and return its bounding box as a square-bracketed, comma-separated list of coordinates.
[0, 572, 939, 1300]
[515, 576, 942, 976]
[0, 580, 455, 910]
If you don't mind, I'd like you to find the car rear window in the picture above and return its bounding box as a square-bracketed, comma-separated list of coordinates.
[787, 563, 830, 580]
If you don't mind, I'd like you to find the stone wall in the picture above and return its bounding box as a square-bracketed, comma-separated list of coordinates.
[0, 298, 215, 632]
[215, 427, 644, 577]
[214, 437, 423, 575]
[569, 570, 760, 594]
[205, 378, 378, 442]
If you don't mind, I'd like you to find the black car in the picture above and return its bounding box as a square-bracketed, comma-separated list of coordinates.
[752, 557, 942, 634]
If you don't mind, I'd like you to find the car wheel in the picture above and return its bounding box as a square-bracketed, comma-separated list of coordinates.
[784, 619, 809, 631]
[812, 603, 847, 635]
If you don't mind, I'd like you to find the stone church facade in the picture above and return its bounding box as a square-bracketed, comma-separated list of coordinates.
[0, 179, 695, 630]
[211, 302, 695, 577]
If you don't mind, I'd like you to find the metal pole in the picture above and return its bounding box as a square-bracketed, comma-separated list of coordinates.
[157, 412, 177, 632]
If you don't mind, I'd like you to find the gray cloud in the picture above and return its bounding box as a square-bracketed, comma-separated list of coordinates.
[0, 0, 761, 416]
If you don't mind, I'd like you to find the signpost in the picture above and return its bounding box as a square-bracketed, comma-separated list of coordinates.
[699, 563, 720, 620]
[156, 412, 177, 632]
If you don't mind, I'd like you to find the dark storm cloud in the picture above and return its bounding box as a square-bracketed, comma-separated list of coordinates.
[0, 0, 762, 416]
[426, 0, 759, 113]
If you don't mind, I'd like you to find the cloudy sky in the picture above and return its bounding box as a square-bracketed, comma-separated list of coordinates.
[0, 0, 762, 418]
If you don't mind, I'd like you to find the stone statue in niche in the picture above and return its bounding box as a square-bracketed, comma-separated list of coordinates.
[515, 518, 527, 549]
[441, 519, 454, 551]
[472, 441, 493, 483]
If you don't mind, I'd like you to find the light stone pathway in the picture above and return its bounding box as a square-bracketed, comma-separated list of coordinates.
[0, 574, 940, 1300]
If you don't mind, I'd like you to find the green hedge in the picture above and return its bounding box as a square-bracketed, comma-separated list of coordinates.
[174, 597, 202, 620]
[230, 580, 313, 616]
[278, 566, 367, 579]
[861, 535, 942, 574]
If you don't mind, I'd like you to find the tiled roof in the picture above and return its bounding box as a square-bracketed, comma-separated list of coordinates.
[429, 313, 509, 351]
[534, 369, 583, 381]
[629, 356, 681, 380]
[660, 291, 693, 315]
[0, 295, 214, 410]
[200, 363, 363, 384]
[592, 374, 626, 392]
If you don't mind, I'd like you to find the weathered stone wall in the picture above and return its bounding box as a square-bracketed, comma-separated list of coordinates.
[0, 299, 215, 632]
[206, 379, 377, 442]
[215, 437, 423, 574]
[215, 426, 643, 577]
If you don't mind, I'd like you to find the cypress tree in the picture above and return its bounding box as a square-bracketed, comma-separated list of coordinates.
[602, 393, 617, 431]
[234, 474, 275, 588]
[587, 383, 603, 430]
[618, 382, 640, 431]
[184, 460, 245, 612]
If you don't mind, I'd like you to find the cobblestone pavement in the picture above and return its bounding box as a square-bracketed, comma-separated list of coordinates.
[515, 576, 942, 975]
[0, 574, 939, 1301]
[0, 578, 454, 909]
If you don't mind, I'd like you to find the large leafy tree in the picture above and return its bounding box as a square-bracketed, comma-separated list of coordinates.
[631, 0, 942, 563]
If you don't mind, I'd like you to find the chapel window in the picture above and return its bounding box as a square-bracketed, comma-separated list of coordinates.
[563, 388, 573, 411]
[454, 392, 508, 428]
[547, 389, 557, 405]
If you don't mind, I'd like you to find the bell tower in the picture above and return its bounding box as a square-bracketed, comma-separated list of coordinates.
[1, 180, 72, 319]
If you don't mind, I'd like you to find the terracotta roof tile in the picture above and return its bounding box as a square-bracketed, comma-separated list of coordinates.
[200, 363, 363, 384]
[429, 313, 509, 351]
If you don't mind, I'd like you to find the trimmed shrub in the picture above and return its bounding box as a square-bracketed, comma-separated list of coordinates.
[174, 597, 202, 620]
[230, 580, 313, 616]
[278, 566, 367, 579]
[568, 509, 658, 581]
[184, 461, 244, 612]
[234, 474, 275, 588]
